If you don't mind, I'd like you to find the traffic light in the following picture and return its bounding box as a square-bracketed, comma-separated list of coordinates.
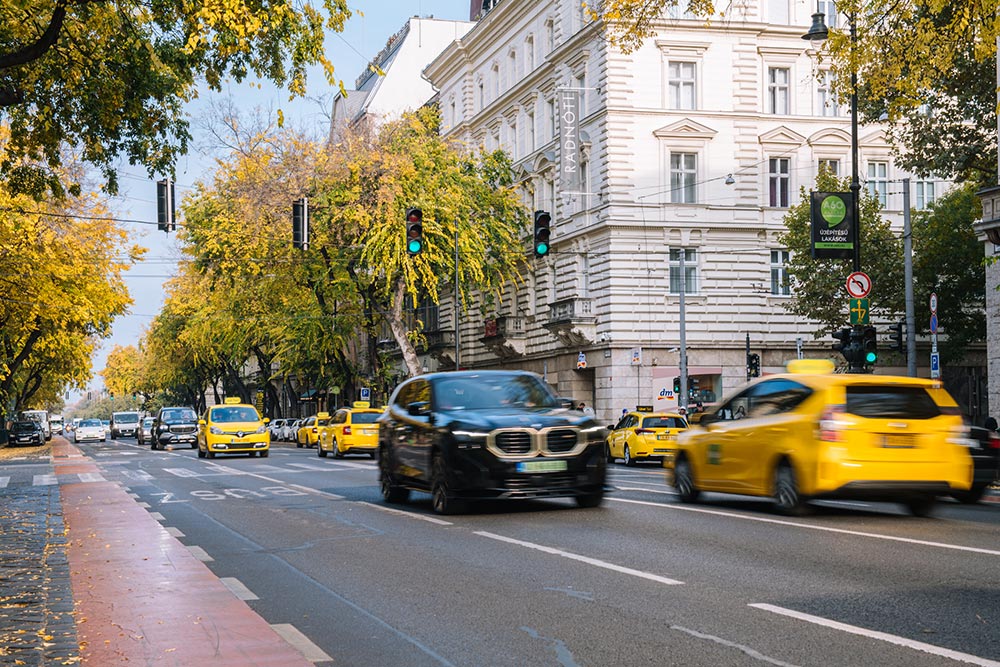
[292, 198, 309, 250]
[862, 325, 878, 365]
[831, 328, 851, 353]
[533, 210, 551, 257]
[405, 207, 424, 256]
[889, 320, 904, 353]
[747, 353, 761, 378]
[673, 377, 681, 394]
[156, 179, 175, 232]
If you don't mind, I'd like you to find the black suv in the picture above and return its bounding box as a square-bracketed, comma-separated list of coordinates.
[9, 420, 44, 446]
[378, 370, 607, 514]
[151, 406, 199, 450]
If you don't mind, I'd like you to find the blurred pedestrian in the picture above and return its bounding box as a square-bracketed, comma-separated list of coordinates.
[578, 402, 595, 416]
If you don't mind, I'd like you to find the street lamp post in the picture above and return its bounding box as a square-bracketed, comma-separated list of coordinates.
[803, 9, 861, 273]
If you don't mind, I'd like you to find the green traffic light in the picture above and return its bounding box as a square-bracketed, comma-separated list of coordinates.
[407, 239, 423, 254]
[535, 242, 549, 256]
[865, 351, 877, 364]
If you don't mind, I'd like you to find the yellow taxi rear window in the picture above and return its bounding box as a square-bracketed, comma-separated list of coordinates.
[845, 386, 942, 420]
[642, 416, 685, 429]
[351, 412, 380, 424]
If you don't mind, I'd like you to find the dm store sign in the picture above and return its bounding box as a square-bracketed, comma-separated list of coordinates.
[810, 192, 855, 260]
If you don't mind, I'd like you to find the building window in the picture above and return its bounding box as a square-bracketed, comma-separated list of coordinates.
[770, 250, 791, 296]
[767, 67, 790, 114]
[546, 97, 556, 141]
[768, 0, 790, 24]
[510, 120, 518, 158]
[669, 248, 698, 294]
[527, 111, 535, 152]
[818, 159, 840, 176]
[525, 36, 535, 71]
[670, 152, 697, 203]
[491, 63, 500, 99]
[508, 51, 518, 88]
[768, 157, 790, 207]
[916, 180, 936, 210]
[477, 81, 484, 111]
[867, 161, 889, 207]
[816, 71, 839, 116]
[668, 61, 697, 110]
[545, 19, 555, 53]
[449, 100, 457, 128]
[576, 72, 587, 116]
[817, 0, 839, 28]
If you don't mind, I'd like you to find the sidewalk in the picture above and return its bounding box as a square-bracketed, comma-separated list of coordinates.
[10, 439, 316, 666]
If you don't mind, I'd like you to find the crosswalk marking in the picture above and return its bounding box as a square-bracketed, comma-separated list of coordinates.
[121, 470, 154, 481]
[164, 468, 202, 478]
[0, 477, 8, 488]
[78, 472, 105, 483]
[287, 462, 332, 471]
[33, 474, 57, 486]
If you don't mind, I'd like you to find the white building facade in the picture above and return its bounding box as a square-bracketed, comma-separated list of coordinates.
[419, 0, 950, 423]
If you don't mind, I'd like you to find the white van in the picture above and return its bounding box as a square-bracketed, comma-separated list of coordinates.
[49, 415, 64, 434]
[110, 411, 141, 439]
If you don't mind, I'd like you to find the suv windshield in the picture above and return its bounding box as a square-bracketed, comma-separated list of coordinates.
[13, 422, 38, 433]
[161, 408, 197, 423]
[846, 386, 942, 420]
[81, 419, 102, 427]
[434, 374, 559, 411]
[210, 406, 259, 423]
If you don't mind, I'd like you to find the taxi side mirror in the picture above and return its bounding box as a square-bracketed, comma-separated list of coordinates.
[607, 424, 616, 431]
[198, 419, 206, 425]
[263, 418, 270, 424]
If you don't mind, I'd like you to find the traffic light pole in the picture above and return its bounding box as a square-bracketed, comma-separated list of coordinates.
[902, 178, 917, 376]
[678, 249, 688, 412]
[454, 229, 460, 370]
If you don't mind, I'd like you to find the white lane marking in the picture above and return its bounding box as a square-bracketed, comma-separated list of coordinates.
[33, 474, 57, 486]
[77, 472, 105, 483]
[0, 477, 8, 488]
[220, 577, 259, 601]
[164, 527, 185, 538]
[615, 485, 678, 495]
[164, 468, 202, 478]
[475, 530, 684, 586]
[286, 483, 343, 500]
[128, 493, 140, 499]
[121, 470, 154, 481]
[136, 502, 150, 509]
[149, 512, 166, 521]
[610, 497, 1000, 557]
[186, 545, 213, 562]
[287, 462, 332, 471]
[356, 501, 453, 526]
[750, 604, 1000, 667]
[210, 465, 243, 474]
[670, 624, 801, 667]
[325, 460, 377, 470]
[270, 624, 333, 663]
[250, 464, 286, 472]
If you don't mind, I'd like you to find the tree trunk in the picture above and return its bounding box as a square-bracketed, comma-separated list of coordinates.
[387, 276, 422, 377]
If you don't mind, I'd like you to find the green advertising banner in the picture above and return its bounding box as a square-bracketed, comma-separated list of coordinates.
[810, 191, 855, 260]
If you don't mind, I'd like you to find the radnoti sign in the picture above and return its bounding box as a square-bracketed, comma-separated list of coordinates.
[810, 191, 855, 260]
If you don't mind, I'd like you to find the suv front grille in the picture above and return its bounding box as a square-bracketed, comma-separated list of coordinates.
[546, 429, 578, 453]
[169, 425, 197, 435]
[494, 431, 532, 455]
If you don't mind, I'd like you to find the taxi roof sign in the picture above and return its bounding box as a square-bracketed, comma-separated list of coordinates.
[223, 397, 242, 404]
[353, 401, 371, 409]
[317, 412, 330, 418]
[786, 359, 835, 375]
[635, 405, 654, 412]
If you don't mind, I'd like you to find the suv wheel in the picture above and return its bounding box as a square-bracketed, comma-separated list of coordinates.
[379, 452, 410, 504]
[197, 447, 205, 458]
[575, 491, 604, 508]
[905, 495, 935, 517]
[431, 454, 464, 515]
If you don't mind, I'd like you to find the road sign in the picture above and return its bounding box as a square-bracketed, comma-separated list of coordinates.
[330, 385, 341, 396]
[929, 292, 938, 313]
[846, 272, 872, 298]
[930, 352, 940, 378]
[630, 348, 642, 365]
[577, 352, 587, 369]
[360, 387, 370, 401]
[849, 298, 870, 325]
[930, 313, 938, 334]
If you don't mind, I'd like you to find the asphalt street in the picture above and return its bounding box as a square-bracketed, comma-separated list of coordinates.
[4, 436, 999, 667]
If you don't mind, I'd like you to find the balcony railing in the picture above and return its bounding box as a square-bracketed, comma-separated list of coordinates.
[482, 315, 526, 339]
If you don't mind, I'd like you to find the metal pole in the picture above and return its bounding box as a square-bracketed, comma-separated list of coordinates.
[745, 332, 751, 382]
[849, 12, 861, 273]
[678, 249, 688, 412]
[454, 229, 460, 370]
[903, 178, 917, 376]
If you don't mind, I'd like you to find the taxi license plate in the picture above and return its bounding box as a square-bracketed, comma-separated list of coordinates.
[881, 434, 916, 448]
[363, 429, 374, 436]
[657, 433, 673, 440]
[516, 460, 568, 473]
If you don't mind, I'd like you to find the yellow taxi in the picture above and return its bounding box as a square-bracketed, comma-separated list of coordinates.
[318, 402, 383, 459]
[667, 360, 973, 517]
[197, 398, 270, 459]
[606, 409, 688, 465]
[296, 413, 330, 448]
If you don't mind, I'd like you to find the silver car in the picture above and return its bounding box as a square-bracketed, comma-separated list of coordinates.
[74, 418, 107, 443]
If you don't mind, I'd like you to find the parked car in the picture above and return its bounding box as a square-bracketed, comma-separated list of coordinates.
[111, 411, 141, 439]
[951, 424, 1000, 504]
[318, 402, 383, 458]
[606, 410, 688, 465]
[268, 418, 287, 441]
[196, 398, 270, 458]
[137, 417, 156, 447]
[151, 406, 199, 450]
[378, 370, 608, 514]
[668, 359, 974, 517]
[283, 420, 301, 442]
[49, 414, 64, 435]
[9, 420, 45, 446]
[74, 419, 107, 443]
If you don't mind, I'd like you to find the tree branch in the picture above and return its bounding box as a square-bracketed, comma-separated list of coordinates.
[0, 2, 68, 71]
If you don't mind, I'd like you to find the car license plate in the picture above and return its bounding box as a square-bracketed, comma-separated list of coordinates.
[881, 434, 916, 448]
[657, 433, 673, 440]
[516, 460, 568, 473]
[363, 429, 374, 436]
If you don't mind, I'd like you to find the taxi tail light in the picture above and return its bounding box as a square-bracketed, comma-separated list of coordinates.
[311, 427, 318, 434]
[988, 433, 1000, 450]
[635, 428, 654, 434]
[818, 405, 848, 442]
[343, 426, 352, 435]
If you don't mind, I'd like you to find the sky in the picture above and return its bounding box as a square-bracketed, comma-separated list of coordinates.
[77, 0, 471, 402]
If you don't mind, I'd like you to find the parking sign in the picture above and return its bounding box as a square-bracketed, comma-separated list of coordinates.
[360, 387, 370, 401]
